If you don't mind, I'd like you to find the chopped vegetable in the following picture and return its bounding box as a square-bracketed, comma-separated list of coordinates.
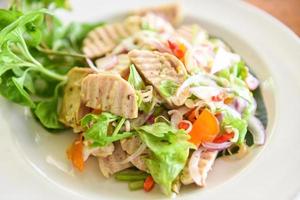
[213, 132, 234, 143]
[115, 171, 148, 181]
[178, 120, 190, 130]
[67, 136, 84, 171]
[81, 112, 134, 147]
[187, 109, 198, 123]
[159, 79, 179, 98]
[136, 122, 195, 196]
[167, 39, 186, 59]
[221, 110, 247, 144]
[144, 176, 155, 192]
[128, 180, 145, 191]
[189, 109, 220, 147]
[128, 64, 145, 90]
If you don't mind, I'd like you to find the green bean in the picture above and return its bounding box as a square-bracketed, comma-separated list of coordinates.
[128, 180, 144, 191]
[115, 173, 148, 181]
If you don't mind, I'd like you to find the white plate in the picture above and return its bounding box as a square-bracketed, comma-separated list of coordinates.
[1, 0, 300, 199]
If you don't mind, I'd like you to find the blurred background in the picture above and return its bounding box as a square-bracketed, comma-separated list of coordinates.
[0, 0, 299, 36]
[247, 0, 300, 36]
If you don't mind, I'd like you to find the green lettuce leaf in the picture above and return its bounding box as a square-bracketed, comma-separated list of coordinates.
[159, 80, 178, 97]
[136, 122, 195, 196]
[221, 109, 248, 144]
[139, 122, 177, 137]
[128, 64, 145, 90]
[217, 61, 248, 81]
[128, 64, 157, 113]
[216, 61, 255, 120]
[82, 112, 134, 147]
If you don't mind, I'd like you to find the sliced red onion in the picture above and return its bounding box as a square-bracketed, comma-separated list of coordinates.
[248, 116, 266, 145]
[117, 143, 147, 165]
[202, 141, 233, 151]
[96, 55, 119, 70]
[188, 148, 203, 186]
[245, 73, 259, 90]
[233, 97, 248, 114]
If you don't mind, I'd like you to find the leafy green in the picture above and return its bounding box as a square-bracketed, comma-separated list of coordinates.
[217, 61, 248, 81]
[139, 122, 177, 137]
[0, 9, 22, 30]
[128, 64, 145, 90]
[81, 112, 134, 147]
[221, 109, 248, 144]
[12, 0, 71, 11]
[216, 62, 255, 120]
[33, 97, 64, 129]
[0, 9, 69, 126]
[159, 80, 178, 97]
[41, 17, 104, 57]
[0, 71, 35, 107]
[0, 6, 104, 130]
[128, 64, 157, 113]
[136, 123, 195, 196]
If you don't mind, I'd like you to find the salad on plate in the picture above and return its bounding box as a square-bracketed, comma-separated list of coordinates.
[0, 1, 267, 197]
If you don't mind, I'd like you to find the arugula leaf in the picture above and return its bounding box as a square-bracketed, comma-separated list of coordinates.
[128, 64, 145, 90]
[34, 97, 64, 129]
[82, 112, 134, 147]
[0, 9, 22, 30]
[159, 80, 178, 97]
[136, 123, 195, 196]
[13, 0, 71, 11]
[0, 71, 35, 107]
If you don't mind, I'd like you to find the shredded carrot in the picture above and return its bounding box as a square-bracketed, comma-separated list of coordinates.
[144, 176, 155, 192]
[67, 135, 84, 171]
[188, 109, 220, 147]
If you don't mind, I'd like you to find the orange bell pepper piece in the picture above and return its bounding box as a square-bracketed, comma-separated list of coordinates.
[67, 135, 84, 171]
[189, 109, 220, 147]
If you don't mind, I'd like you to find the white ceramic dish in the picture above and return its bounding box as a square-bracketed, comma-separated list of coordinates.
[0, 0, 300, 199]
